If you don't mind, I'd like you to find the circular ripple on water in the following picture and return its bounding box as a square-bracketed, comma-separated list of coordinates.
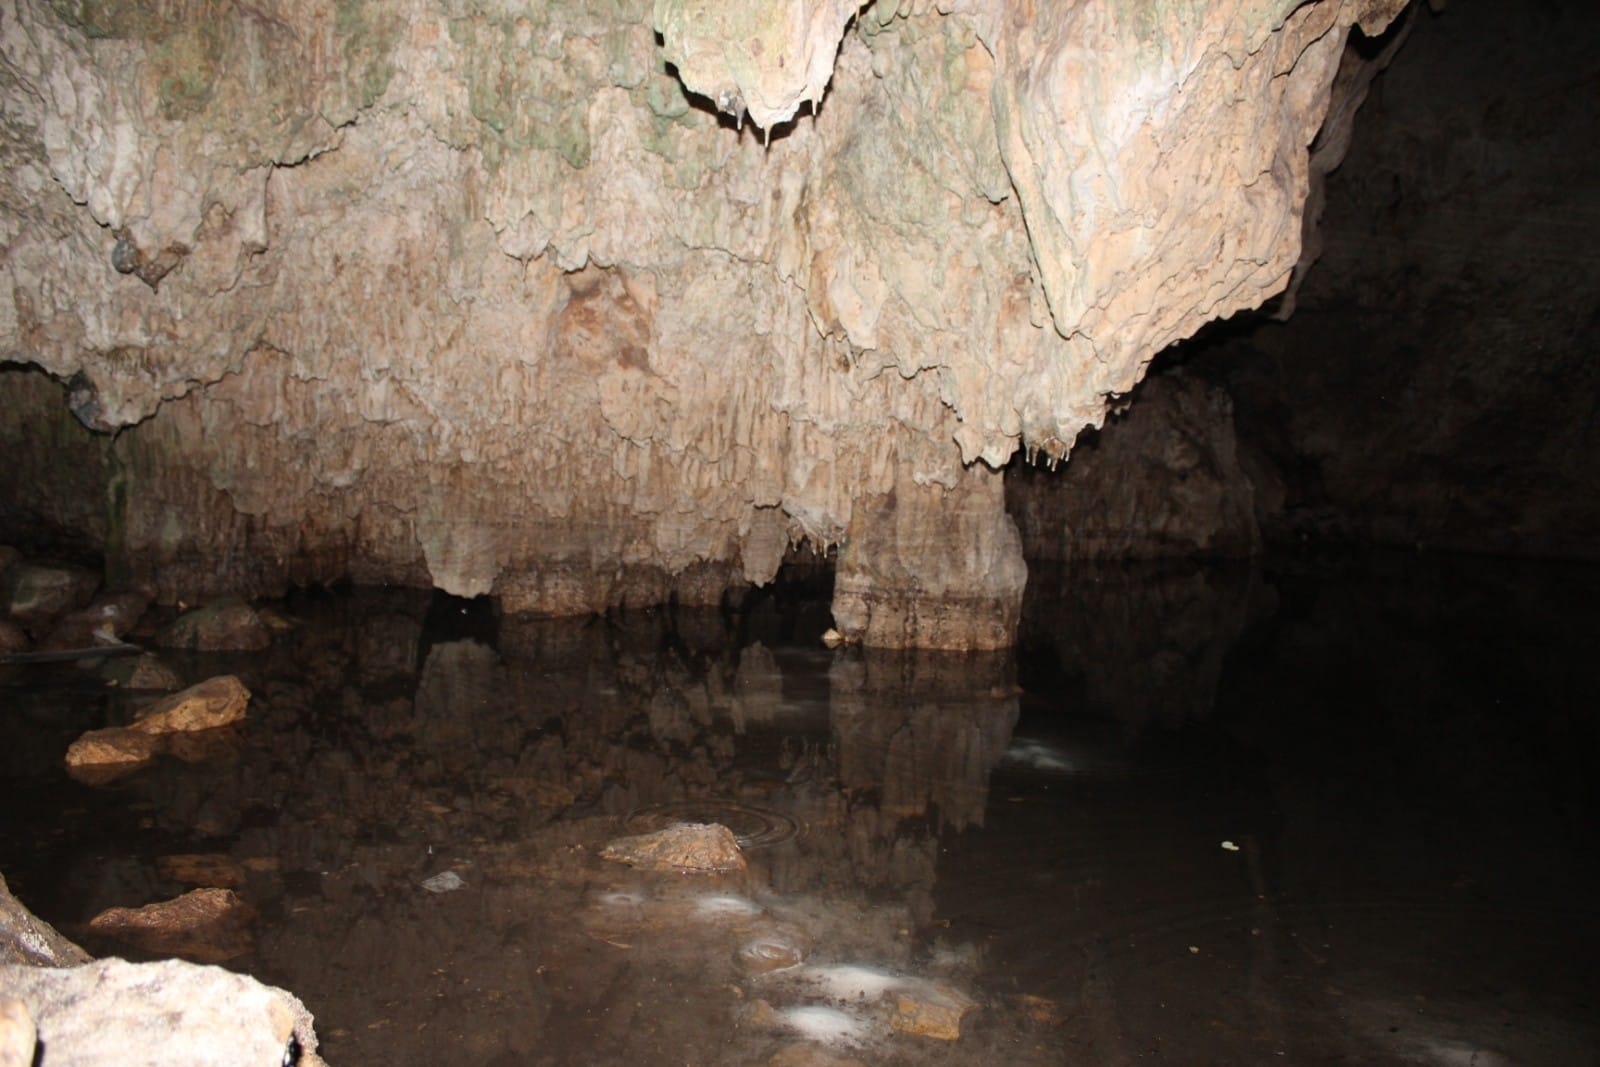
[625, 799, 800, 848]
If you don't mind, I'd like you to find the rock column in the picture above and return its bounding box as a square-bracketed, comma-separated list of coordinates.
[833, 462, 1025, 651]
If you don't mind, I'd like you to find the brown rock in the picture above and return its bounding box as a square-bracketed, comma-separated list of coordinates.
[131, 675, 250, 735]
[157, 598, 271, 652]
[0, 872, 90, 968]
[39, 590, 152, 650]
[87, 888, 256, 964]
[890, 981, 977, 1041]
[101, 653, 184, 691]
[1, 561, 99, 628]
[600, 822, 748, 873]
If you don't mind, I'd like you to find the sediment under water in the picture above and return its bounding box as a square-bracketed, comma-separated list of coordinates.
[2, 551, 1596, 1065]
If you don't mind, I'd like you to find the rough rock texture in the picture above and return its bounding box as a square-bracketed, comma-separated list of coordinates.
[0, 957, 322, 1067]
[0, 0, 1405, 646]
[1196, 2, 1600, 557]
[65, 674, 250, 781]
[1007, 371, 1262, 562]
[0, 997, 32, 1067]
[600, 822, 748, 873]
[0, 560, 100, 628]
[0, 873, 90, 969]
[86, 888, 256, 964]
[157, 598, 272, 652]
[130, 675, 251, 734]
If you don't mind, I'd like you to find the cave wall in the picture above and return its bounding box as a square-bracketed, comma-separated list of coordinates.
[1196, 0, 1600, 557]
[0, 0, 1405, 646]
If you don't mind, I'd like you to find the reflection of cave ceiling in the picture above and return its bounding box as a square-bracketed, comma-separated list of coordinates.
[0, 0, 1404, 646]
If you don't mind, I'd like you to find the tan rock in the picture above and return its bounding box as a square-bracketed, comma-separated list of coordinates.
[0, 957, 322, 1067]
[130, 675, 250, 735]
[0, 0, 1407, 651]
[0, 997, 34, 1067]
[600, 822, 748, 873]
[64, 728, 160, 778]
[890, 981, 977, 1041]
[87, 888, 257, 964]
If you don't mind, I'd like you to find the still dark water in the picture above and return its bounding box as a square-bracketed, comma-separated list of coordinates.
[3, 553, 1597, 1065]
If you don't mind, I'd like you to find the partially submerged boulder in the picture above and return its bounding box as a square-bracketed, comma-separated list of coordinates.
[86, 888, 256, 965]
[157, 598, 271, 652]
[39, 590, 152, 651]
[600, 822, 748, 873]
[64, 676, 250, 782]
[100, 653, 184, 691]
[130, 675, 250, 734]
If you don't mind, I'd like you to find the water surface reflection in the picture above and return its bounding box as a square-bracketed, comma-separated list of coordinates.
[2, 554, 1595, 1065]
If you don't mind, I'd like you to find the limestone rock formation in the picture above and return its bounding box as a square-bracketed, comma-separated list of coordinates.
[0, 957, 322, 1067]
[0, 0, 1406, 647]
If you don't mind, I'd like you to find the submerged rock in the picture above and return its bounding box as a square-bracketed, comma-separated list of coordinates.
[0, 957, 322, 1067]
[87, 888, 257, 964]
[600, 822, 748, 873]
[101, 653, 184, 691]
[158, 598, 272, 652]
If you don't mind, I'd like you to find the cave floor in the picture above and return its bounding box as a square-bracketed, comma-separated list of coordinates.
[3, 552, 1597, 1065]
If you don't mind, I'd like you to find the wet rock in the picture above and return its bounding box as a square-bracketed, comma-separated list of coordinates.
[158, 598, 272, 652]
[39, 590, 152, 650]
[1, 561, 99, 628]
[0, 873, 90, 968]
[600, 822, 747, 873]
[889, 981, 976, 1041]
[0, 957, 322, 1067]
[0, 997, 34, 1067]
[63, 728, 160, 780]
[130, 675, 250, 734]
[100, 653, 184, 691]
[155, 854, 245, 890]
[87, 888, 256, 964]
[65, 675, 249, 782]
[0, 621, 28, 656]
